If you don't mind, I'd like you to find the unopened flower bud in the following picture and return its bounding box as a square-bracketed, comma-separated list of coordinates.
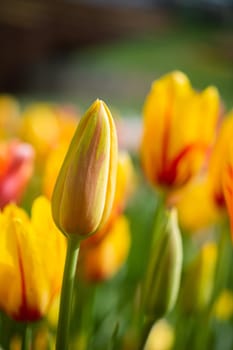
[52, 99, 118, 238]
[180, 242, 217, 313]
[142, 209, 183, 319]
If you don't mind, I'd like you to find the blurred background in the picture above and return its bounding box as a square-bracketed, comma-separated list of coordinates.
[0, 0, 233, 112]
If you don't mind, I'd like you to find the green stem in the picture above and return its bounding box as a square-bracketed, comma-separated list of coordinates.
[107, 322, 119, 350]
[56, 237, 80, 350]
[140, 194, 166, 314]
[22, 323, 32, 350]
[211, 223, 231, 305]
[138, 194, 166, 349]
[151, 193, 166, 246]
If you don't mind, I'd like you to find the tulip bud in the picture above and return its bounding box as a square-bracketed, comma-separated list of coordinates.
[213, 289, 233, 321]
[52, 99, 118, 238]
[180, 242, 217, 313]
[144, 319, 175, 350]
[142, 209, 183, 319]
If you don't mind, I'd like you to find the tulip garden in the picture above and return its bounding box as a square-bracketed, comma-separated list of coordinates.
[0, 68, 232, 350]
[0, 16, 233, 348]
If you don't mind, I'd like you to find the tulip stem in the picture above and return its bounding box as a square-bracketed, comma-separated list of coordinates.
[22, 324, 32, 350]
[56, 237, 80, 350]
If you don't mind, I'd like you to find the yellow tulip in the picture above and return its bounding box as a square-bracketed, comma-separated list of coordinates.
[0, 196, 66, 321]
[168, 112, 233, 233]
[141, 71, 220, 191]
[80, 215, 131, 282]
[52, 99, 118, 238]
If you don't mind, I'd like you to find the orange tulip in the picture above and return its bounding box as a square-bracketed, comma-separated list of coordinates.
[141, 71, 220, 191]
[0, 196, 66, 322]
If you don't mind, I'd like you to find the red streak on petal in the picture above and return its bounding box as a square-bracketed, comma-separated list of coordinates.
[214, 191, 225, 208]
[12, 239, 41, 322]
[157, 142, 207, 187]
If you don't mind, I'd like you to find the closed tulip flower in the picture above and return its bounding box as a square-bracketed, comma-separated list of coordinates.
[142, 209, 183, 319]
[0, 196, 66, 322]
[141, 71, 220, 191]
[180, 242, 217, 313]
[81, 151, 135, 247]
[52, 99, 118, 238]
[53, 99, 118, 350]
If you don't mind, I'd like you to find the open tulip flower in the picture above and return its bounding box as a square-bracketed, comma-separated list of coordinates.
[141, 71, 220, 192]
[0, 196, 66, 322]
[0, 140, 34, 209]
[167, 112, 233, 233]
